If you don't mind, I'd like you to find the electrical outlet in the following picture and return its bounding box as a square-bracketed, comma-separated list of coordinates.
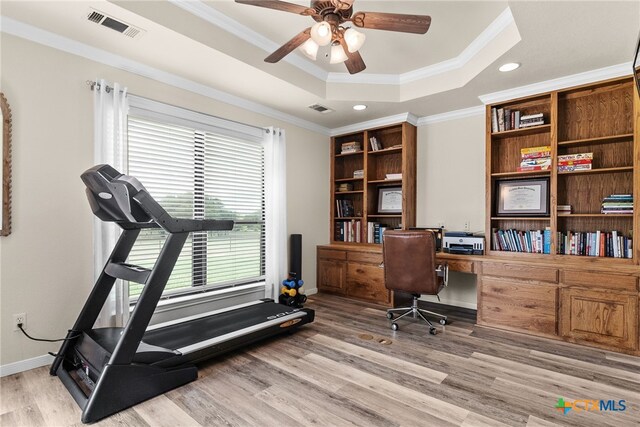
[13, 313, 27, 331]
[464, 220, 470, 232]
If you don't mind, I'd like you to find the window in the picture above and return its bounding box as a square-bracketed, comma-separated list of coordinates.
[126, 97, 266, 300]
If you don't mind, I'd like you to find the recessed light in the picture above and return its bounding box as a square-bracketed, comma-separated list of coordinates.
[499, 62, 520, 72]
[353, 104, 367, 111]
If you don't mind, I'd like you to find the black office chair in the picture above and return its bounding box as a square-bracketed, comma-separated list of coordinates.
[382, 230, 448, 335]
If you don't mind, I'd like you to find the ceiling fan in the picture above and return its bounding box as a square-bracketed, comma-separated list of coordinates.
[235, 0, 431, 74]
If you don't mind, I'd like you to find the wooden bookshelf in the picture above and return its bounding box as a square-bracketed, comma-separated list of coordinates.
[329, 122, 416, 244]
[483, 76, 640, 355]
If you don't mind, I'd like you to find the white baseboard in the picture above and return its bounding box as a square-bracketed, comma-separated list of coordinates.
[0, 354, 54, 377]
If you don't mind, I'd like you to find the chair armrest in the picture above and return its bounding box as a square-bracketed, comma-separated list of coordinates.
[436, 262, 449, 287]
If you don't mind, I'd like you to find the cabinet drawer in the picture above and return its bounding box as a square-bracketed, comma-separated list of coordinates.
[560, 288, 638, 351]
[446, 259, 475, 273]
[346, 263, 389, 304]
[479, 276, 557, 336]
[318, 249, 347, 261]
[562, 270, 638, 292]
[482, 262, 558, 283]
[348, 251, 382, 264]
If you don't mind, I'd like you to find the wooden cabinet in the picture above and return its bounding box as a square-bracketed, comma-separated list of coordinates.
[479, 76, 640, 355]
[317, 245, 389, 305]
[331, 122, 416, 244]
[560, 287, 638, 351]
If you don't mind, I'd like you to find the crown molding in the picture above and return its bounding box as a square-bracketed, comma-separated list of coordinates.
[478, 62, 633, 105]
[169, 0, 329, 81]
[326, 7, 516, 85]
[329, 113, 418, 136]
[1, 16, 331, 136]
[417, 105, 485, 126]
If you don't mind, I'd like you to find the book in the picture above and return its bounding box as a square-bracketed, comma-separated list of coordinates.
[491, 108, 498, 132]
[558, 164, 592, 172]
[557, 153, 593, 161]
[517, 164, 552, 172]
[521, 145, 551, 155]
[353, 169, 364, 178]
[520, 113, 543, 120]
[385, 173, 402, 180]
[519, 120, 545, 128]
[557, 159, 592, 166]
[497, 108, 505, 132]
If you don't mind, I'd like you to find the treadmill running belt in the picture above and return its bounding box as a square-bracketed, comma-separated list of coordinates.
[142, 302, 301, 351]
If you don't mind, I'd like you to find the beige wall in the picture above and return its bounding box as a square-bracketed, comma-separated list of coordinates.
[416, 114, 486, 309]
[0, 35, 329, 365]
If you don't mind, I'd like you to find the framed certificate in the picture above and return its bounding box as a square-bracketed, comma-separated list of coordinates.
[378, 186, 402, 213]
[495, 178, 550, 216]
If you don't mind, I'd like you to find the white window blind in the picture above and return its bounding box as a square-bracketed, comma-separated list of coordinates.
[126, 98, 265, 299]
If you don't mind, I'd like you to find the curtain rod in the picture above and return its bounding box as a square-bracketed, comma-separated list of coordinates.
[86, 80, 275, 134]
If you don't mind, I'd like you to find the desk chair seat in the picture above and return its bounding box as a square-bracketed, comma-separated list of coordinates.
[382, 230, 448, 335]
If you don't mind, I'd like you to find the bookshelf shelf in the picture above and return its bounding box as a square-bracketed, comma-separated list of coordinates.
[491, 217, 551, 221]
[558, 166, 633, 176]
[334, 216, 363, 220]
[368, 179, 402, 184]
[491, 124, 551, 139]
[335, 151, 364, 158]
[491, 171, 551, 178]
[334, 191, 364, 195]
[558, 213, 634, 218]
[558, 133, 634, 147]
[367, 146, 402, 155]
[368, 214, 402, 218]
[335, 177, 364, 183]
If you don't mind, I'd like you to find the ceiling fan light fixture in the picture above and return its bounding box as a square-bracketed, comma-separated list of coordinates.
[330, 43, 348, 64]
[344, 28, 365, 53]
[310, 21, 332, 46]
[299, 39, 319, 60]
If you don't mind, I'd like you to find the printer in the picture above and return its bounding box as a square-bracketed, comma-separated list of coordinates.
[443, 231, 485, 255]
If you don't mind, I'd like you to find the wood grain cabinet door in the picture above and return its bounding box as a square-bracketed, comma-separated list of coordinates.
[346, 262, 389, 304]
[317, 259, 347, 294]
[478, 276, 558, 336]
[560, 288, 638, 351]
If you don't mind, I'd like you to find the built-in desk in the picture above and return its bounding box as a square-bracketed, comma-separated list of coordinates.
[317, 244, 640, 355]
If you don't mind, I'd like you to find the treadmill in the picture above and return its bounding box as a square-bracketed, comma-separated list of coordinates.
[50, 164, 315, 423]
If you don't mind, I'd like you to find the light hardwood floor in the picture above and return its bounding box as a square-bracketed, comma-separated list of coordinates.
[2, 293, 639, 426]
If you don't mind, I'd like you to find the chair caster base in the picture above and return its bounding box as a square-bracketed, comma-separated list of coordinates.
[429, 327, 437, 335]
[391, 323, 399, 331]
[439, 318, 447, 325]
[386, 312, 394, 320]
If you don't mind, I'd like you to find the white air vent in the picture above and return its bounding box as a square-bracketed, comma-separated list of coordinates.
[308, 104, 334, 114]
[85, 8, 145, 39]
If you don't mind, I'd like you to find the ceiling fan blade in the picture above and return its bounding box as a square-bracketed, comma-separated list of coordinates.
[235, 0, 316, 16]
[338, 38, 366, 74]
[265, 28, 311, 63]
[331, 0, 355, 11]
[351, 11, 431, 34]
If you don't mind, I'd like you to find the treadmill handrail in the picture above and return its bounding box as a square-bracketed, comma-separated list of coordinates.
[132, 190, 234, 234]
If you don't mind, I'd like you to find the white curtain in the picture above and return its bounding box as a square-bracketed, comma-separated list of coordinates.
[93, 79, 129, 327]
[264, 127, 288, 300]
